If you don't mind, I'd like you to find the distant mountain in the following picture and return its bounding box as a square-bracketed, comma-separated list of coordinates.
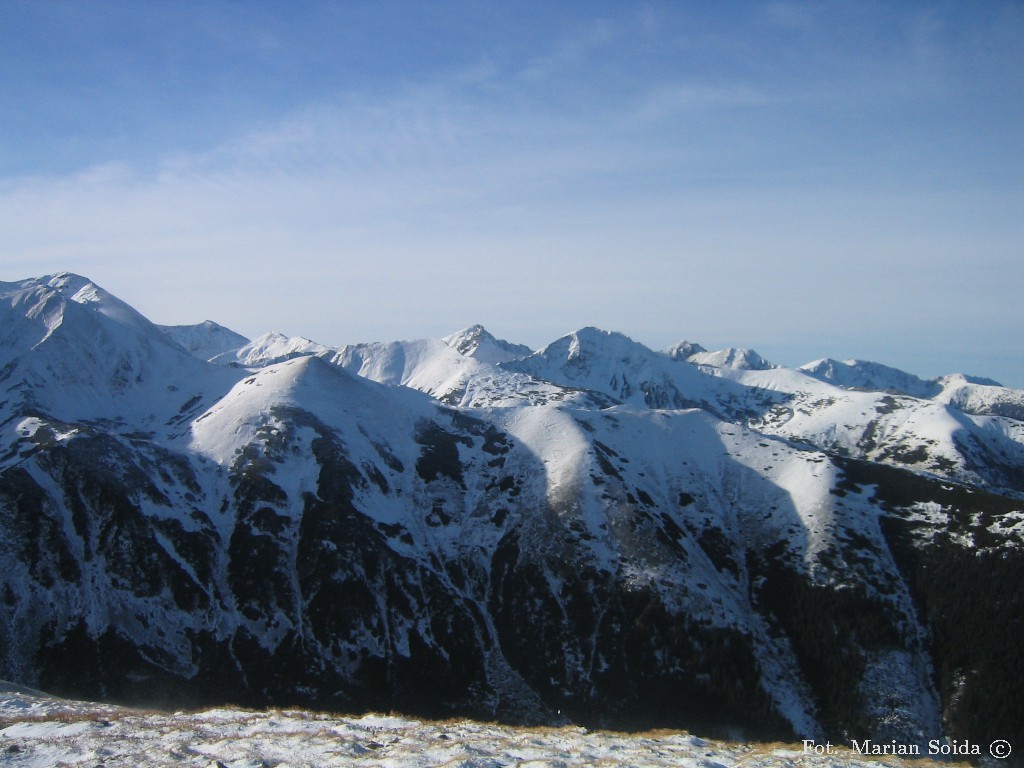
[211, 331, 332, 367]
[159, 320, 250, 362]
[800, 357, 1024, 426]
[800, 358, 944, 398]
[665, 340, 773, 370]
[1, 273, 1022, 752]
[443, 323, 533, 365]
[665, 340, 706, 361]
[932, 373, 1024, 421]
[506, 327, 727, 410]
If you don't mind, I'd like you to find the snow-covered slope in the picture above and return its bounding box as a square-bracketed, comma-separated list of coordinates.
[506, 327, 1024, 495]
[1, 273, 1023, 754]
[0, 683, 961, 768]
[329, 336, 610, 409]
[206, 328, 600, 409]
[798, 357, 1022, 425]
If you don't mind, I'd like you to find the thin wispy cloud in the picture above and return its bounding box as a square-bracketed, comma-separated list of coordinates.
[1, 2, 1020, 383]
[516, 16, 619, 83]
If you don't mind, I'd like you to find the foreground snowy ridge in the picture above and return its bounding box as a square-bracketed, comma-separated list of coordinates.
[0, 684, 968, 768]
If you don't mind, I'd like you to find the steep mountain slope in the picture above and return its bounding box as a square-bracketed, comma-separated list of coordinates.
[1, 274, 1022, 754]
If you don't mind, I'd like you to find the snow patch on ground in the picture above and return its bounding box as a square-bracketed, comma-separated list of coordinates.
[0, 686, 962, 768]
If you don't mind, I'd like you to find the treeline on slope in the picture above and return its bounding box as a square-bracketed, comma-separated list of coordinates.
[839, 457, 1024, 752]
[747, 541, 905, 741]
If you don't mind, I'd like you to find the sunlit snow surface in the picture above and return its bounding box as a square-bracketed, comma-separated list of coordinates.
[0, 686, 957, 768]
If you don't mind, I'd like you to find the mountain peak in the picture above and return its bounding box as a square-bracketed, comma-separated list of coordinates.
[444, 323, 494, 350]
[36, 272, 155, 333]
[43, 271, 92, 294]
[688, 347, 774, 371]
[158, 320, 250, 362]
[799, 358, 941, 398]
[522, 328, 640, 370]
[443, 324, 532, 365]
[665, 340, 707, 361]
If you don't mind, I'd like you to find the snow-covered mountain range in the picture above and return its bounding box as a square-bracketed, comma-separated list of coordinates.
[1, 273, 1022, 753]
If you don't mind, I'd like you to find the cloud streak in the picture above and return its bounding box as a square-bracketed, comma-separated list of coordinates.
[1, 2, 1021, 384]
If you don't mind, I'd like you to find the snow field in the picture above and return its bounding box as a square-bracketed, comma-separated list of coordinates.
[0, 694, 969, 768]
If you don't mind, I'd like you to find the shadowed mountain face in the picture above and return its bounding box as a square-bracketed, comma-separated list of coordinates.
[2, 274, 1023, 751]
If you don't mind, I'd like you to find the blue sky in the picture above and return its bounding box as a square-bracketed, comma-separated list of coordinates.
[2, 1, 1022, 386]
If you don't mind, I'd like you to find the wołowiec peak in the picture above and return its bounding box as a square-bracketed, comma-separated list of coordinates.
[1, 273, 1022, 752]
